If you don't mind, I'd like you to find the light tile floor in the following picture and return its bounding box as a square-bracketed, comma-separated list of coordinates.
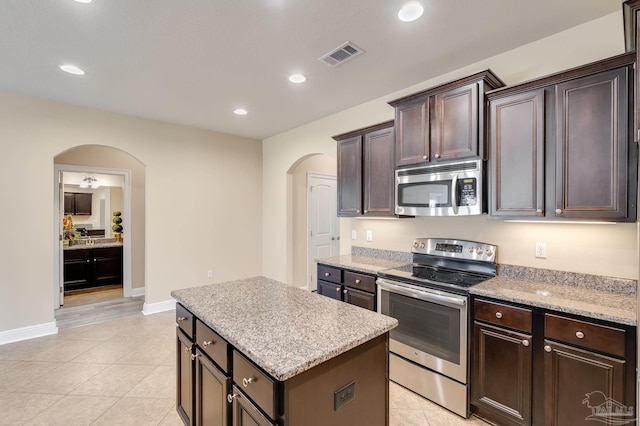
[0, 310, 489, 425]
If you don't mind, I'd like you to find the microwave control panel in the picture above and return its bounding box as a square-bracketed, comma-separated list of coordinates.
[458, 178, 477, 206]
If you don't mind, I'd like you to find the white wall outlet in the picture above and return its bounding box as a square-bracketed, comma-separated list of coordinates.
[351, 229, 357, 240]
[207, 270, 213, 278]
[535, 242, 547, 259]
[366, 230, 373, 242]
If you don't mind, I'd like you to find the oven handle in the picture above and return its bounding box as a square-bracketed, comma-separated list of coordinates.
[451, 174, 459, 215]
[376, 278, 466, 307]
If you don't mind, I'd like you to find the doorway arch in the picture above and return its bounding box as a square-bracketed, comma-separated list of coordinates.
[286, 153, 336, 289]
[53, 145, 146, 308]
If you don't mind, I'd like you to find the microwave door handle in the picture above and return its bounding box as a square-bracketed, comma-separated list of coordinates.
[451, 175, 459, 215]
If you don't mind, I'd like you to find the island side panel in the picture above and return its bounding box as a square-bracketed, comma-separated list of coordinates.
[283, 333, 389, 426]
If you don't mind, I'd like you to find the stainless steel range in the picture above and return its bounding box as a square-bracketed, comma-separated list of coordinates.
[377, 238, 497, 418]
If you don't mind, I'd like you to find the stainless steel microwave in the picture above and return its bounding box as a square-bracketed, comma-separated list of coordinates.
[395, 159, 484, 216]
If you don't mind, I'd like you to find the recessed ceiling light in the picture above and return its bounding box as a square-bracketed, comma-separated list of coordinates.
[74, 0, 93, 3]
[398, 2, 424, 22]
[233, 108, 248, 116]
[59, 64, 85, 75]
[288, 74, 306, 83]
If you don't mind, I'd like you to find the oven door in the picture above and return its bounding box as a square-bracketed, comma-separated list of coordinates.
[377, 278, 468, 383]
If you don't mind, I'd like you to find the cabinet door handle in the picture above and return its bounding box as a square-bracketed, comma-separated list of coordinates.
[177, 317, 187, 322]
[227, 393, 238, 403]
[335, 287, 340, 293]
[434, 153, 440, 159]
[422, 155, 428, 160]
[343, 289, 348, 294]
[575, 331, 585, 339]
[555, 209, 563, 214]
[544, 345, 552, 352]
[184, 346, 191, 353]
[355, 279, 361, 284]
[190, 353, 199, 361]
[242, 377, 255, 387]
[495, 312, 503, 319]
[522, 340, 530, 347]
[202, 340, 213, 347]
[331, 237, 335, 240]
[86, 259, 90, 263]
[536, 209, 543, 214]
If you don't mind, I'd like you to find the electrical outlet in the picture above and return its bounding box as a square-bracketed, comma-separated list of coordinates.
[366, 230, 373, 242]
[207, 270, 213, 278]
[334, 381, 356, 411]
[535, 242, 547, 259]
[351, 229, 357, 240]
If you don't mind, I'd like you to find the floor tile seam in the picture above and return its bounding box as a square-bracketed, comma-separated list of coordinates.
[7, 392, 66, 424]
[85, 394, 122, 426]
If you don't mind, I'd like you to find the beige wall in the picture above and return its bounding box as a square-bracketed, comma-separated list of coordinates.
[290, 155, 337, 287]
[57, 146, 144, 289]
[0, 92, 263, 333]
[263, 12, 638, 282]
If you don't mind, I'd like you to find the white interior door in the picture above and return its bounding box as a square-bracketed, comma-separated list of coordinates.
[307, 173, 339, 291]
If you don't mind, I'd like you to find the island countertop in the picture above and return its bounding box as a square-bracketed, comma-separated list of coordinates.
[171, 276, 398, 381]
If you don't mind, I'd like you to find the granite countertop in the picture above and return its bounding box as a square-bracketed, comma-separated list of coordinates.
[64, 241, 122, 250]
[316, 254, 409, 275]
[171, 277, 398, 381]
[471, 275, 637, 326]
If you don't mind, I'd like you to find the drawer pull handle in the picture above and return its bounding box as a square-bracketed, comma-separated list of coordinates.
[202, 340, 213, 347]
[576, 331, 585, 339]
[177, 317, 187, 322]
[242, 377, 255, 387]
[544, 345, 552, 352]
[522, 340, 530, 347]
[324, 272, 330, 277]
[190, 353, 200, 361]
[355, 279, 361, 284]
[227, 393, 238, 403]
[495, 312, 503, 319]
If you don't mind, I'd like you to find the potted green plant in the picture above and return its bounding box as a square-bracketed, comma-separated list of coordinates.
[112, 211, 123, 243]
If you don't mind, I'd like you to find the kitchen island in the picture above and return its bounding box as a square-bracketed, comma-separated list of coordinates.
[171, 276, 398, 426]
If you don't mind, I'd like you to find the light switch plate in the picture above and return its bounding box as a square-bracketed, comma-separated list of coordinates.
[351, 230, 357, 240]
[535, 242, 547, 259]
[366, 230, 373, 242]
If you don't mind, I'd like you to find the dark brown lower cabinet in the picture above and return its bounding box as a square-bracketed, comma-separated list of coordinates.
[472, 322, 532, 426]
[63, 246, 123, 292]
[231, 386, 275, 426]
[543, 340, 626, 426]
[471, 297, 636, 426]
[195, 349, 231, 426]
[177, 328, 195, 426]
[316, 264, 377, 311]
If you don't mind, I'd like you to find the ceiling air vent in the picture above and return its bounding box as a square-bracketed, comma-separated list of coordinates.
[319, 42, 364, 67]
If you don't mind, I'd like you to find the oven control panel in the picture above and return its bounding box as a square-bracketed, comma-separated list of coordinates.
[412, 238, 497, 262]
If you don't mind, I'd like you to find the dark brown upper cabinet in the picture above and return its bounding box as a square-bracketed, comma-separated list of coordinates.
[64, 192, 92, 215]
[623, 0, 640, 142]
[487, 52, 638, 222]
[333, 121, 395, 217]
[389, 70, 504, 168]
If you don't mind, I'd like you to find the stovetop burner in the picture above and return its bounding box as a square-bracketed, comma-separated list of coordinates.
[377, 238, 498, 294]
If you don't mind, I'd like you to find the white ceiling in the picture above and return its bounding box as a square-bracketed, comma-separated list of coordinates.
[63, 171, 124, 187]
[0, 0, 622, 140]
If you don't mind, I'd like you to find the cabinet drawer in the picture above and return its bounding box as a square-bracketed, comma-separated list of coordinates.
[317, 265, 342, 284]
[344, 271, 375, 293]
[544, 314, 626, 358]
[195, 320, 230, 373]
[474, 299, 532, 333]
[233, 351, 278, 420]
[176, 304, 195, 340]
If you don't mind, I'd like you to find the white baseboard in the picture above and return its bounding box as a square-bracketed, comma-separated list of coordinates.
[142, 299, 176, 315]
[0, 321, 58, 346]
[129, 287, 145, 297]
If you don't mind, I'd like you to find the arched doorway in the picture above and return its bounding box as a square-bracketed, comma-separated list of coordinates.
[53, 145, 145, 319]
[287, 153, 337, 290]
